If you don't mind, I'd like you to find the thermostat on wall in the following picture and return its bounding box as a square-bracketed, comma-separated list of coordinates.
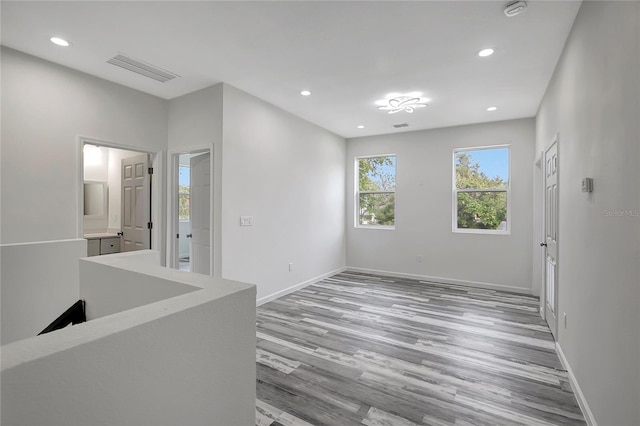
[581, 177, 593, 193]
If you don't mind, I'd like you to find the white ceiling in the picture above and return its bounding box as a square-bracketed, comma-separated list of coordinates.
[1, 1, 581, 138]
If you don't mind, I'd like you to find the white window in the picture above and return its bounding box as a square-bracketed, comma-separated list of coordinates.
[453, 146, 510, 234]
[356, 155, 396, 228]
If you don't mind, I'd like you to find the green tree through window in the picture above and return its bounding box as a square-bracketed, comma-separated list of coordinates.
[357, 155, 396, 226]
[454, 147, 509, 231]
[179, 166, 190, 220]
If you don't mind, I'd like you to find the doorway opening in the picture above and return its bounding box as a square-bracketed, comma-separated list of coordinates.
[81, 140, 154, 256]
[169, 149, 212, 275]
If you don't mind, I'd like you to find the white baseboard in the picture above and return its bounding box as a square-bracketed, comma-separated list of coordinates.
[555, 342, 597, 426]
[345, 267, 532, 295]
[256, 267, 347, 306]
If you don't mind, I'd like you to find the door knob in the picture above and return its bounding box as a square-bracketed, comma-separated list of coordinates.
[540, 242, 547, 247]
[186, 233, 193, 238]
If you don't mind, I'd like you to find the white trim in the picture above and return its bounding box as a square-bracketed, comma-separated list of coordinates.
[452, 144, 511, 235]
[167, 146, 214, 273]
[77, 136, 165, 263]
[354, 154, 397, 229]
[0, 238, 87, 248]
[256, 267, 347, 306]
[542, 133, 560, 336]
[555, 342, 597, 426]
[347, 267, 532, 295]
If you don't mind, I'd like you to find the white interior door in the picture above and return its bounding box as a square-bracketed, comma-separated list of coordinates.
[189, 152, 211, 275]
[543, 140, 559, 338]
[121, 154, 150, 252]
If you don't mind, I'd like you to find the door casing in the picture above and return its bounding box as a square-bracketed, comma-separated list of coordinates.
[78, 137, 164, 262]
[167, 147, 213, 274]
[541, 135, 559, 339]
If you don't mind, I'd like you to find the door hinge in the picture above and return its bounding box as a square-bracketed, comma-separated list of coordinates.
[176, 233, 179, 238]
[147, 222, 153, 229]
[148, 167, 154, 175]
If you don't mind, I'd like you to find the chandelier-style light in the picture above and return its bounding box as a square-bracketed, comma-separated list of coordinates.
[377, 95, 428, 114]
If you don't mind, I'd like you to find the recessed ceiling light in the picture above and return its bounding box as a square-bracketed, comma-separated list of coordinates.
[50, 37, 71, 47]
[478, 48, 494, 57]
[357, 125, 365, 129]
[300, 90, 311, 96]
[487, 106, 498, 112]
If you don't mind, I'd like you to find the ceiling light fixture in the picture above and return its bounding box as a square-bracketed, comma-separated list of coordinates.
[300, 90, 311, 96]
[50, 37, 71, 47]
[504, 1, 527, 17]
[376, 93, 429, 114]
[478, 48, 494, 57]
[487, 106, 498, 112]
[357, 125, 365, 129]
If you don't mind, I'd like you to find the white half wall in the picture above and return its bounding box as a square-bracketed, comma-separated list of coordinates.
[535, 2, 640, 425]
[80, 250, 200, 319]
[1, 239, 87, 345]
[221, 84, 346, 300]
[2, 252, 256, 426]
[346, 118, 535, 292]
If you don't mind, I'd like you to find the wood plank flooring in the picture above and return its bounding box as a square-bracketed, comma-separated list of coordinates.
[255, 271, 585, 426]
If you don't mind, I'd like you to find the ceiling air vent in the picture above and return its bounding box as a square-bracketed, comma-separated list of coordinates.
[106, 54, 180, 83]
[393, 123, 409, 128]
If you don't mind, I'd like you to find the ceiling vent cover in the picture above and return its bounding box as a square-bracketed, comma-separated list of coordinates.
[393, 123, 409, 128]
[106, 54, 180, 83]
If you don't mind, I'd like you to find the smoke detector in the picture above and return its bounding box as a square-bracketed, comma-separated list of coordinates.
[504, 1, 527, 17]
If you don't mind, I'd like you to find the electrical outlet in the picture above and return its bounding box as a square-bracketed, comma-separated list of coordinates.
[417, 255, 423, 263]
[288, 262, 293, 272]
[240, 216, 253, 226]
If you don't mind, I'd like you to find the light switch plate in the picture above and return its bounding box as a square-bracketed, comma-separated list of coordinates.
[581, 177, 593, 192]
[240, 216, 253, 226]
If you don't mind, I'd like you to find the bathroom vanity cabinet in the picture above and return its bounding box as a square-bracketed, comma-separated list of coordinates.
[85, 234, 121, 257]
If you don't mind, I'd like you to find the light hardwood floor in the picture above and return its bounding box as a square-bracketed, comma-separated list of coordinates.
[256, 271, 585, 426]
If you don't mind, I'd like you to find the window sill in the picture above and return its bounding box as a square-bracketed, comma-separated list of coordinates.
[356, 225, 396, 231]
[453, 228, 510, 235]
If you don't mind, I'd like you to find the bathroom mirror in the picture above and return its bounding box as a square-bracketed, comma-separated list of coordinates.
[84, 181, 107, 217]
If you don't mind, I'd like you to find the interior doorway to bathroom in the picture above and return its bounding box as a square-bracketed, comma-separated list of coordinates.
[170, 149, 212, 275]
[81, 140, 155, 256]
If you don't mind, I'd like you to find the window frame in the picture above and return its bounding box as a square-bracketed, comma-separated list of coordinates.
[355, 154, 397, 230]
[452, 145, 511, 235]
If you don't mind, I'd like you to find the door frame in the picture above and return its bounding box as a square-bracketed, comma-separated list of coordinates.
[167, 146, 214, 274]
[540, 134, 559, 338]
[77, 137, 165, 263]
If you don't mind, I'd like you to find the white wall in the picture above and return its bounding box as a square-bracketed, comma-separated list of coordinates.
[1, 47, 168, 244]
[535, 2, 640, 425]
[80, 251, 200, 319]
[168, 84, 223, 274]
[1, 47, 169, 343]
[346, 119, 534, 293]
[2, 252, 256, 426]
[1, 239, 87, 345]
[83, 145, 109, 230]
[221, 84, 346, 301]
